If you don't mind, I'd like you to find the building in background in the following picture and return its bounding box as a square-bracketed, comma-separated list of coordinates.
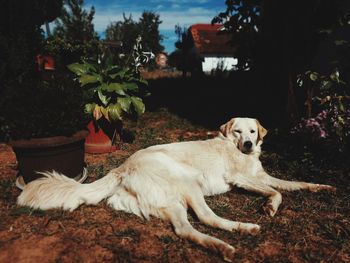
[188, 24, 238, 74]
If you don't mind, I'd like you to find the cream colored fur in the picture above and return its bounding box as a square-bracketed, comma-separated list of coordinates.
[17, 117, 335, 262]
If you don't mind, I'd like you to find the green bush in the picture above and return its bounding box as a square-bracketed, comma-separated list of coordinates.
[1, 73, 87, 141]
[292, 70, 350, 151]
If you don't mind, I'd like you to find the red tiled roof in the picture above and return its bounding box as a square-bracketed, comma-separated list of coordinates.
[189, 24, 236, 55]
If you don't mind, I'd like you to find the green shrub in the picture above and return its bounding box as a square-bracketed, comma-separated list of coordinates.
[1, 73, 87, 140]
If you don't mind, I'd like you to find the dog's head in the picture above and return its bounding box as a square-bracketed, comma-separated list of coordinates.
[220, 117, 267, 155]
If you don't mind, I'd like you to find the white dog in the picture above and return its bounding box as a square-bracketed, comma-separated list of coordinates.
[17, 117, 335, 261]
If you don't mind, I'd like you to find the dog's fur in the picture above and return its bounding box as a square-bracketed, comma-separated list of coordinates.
[18, 117, 335, 261]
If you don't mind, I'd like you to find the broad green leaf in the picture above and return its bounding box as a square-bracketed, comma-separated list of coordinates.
[98, 90, 110, 106]
[67, 63, 96, 75]
[78, 74, 100, 86]
[107, 83, 126, 95]
[109, 69, 127, 79]
[139, 78, 148, 85]
[123, 82, 139, 92]
[107, 103, 123, 121]
[131, 96, 145, 115]
[117, 97, 131, 113]
[84, 103, 96, 114]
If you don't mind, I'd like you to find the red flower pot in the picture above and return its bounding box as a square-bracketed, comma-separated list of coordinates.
[85, 120, 121, 154]
[37, 55, 55, 71]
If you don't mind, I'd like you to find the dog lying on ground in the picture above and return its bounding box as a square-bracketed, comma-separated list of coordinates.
[18, 117, 335, 261]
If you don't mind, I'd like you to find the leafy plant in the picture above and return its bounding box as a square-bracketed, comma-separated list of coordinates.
[0, 0, 87, 141]
[292, 69, 350, 151]
[0, 73, 87, 141]
[67, 60, 148, 122]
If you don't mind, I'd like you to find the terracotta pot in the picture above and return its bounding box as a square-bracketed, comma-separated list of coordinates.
[37, 55, 55, 70]
[10, 130, 88, 184]
[85, 119, 122, 154]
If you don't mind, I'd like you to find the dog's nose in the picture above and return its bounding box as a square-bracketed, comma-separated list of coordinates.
[243, 141, 253, 149]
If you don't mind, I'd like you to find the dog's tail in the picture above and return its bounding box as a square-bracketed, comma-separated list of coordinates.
[17, 169, 121, 211]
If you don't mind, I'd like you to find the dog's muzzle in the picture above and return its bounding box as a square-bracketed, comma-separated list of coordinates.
[243, 141, 253, 153]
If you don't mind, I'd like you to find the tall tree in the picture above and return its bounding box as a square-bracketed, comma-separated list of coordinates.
[105, 11, 164, 55]
[54, 0, 98, 42]
[50, 0, 99, 64]
[105, 14, 139, 54]
[258, 0, 350, 123]
[139, 11, 164, 54]
[169, 24, 195, 76]
[214, 0, 350, 125]
[212, 0, 262, 71]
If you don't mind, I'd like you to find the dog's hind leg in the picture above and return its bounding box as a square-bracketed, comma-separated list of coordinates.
[160, 203, 236, 262]
[186, 188, 260, 235]
[258, 171, 336, 192]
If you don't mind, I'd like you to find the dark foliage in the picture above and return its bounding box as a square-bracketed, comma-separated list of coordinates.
[0, 0, 86, 141]
[1, 72, 87, 140]
[212, 0, 262, 71]
[105, 11, 164, 55]
[46, 0, 100, 68]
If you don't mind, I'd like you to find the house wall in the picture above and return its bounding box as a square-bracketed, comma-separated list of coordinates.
[202, 56, 238, 73]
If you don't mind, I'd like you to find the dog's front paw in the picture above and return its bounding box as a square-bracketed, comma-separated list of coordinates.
[263, 200, 278, 217]
[309, 184, 336, 193]
[238, 223, 260, 235]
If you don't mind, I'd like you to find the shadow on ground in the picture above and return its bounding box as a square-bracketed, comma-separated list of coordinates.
[145, 73, 274, 130]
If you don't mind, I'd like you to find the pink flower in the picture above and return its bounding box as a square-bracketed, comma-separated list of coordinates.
[319, 129, 327, 138]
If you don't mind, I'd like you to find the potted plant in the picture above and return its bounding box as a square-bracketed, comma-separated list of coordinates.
[1, 72, 89, 186]
[0, 0, 91, 186]
[68, 59, 149, 153]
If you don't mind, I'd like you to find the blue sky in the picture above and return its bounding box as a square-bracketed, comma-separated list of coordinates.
[83, 0, 225, 53]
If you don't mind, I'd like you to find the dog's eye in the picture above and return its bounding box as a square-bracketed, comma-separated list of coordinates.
[234, 130, 242, 134]
[250, 130, 256, 133]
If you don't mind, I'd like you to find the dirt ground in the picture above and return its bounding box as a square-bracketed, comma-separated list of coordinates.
[0, 108, 349, 263]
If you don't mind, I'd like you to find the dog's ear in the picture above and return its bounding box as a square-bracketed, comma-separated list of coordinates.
[220, 118, 235, 138]
[256, 119, 267, 141]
